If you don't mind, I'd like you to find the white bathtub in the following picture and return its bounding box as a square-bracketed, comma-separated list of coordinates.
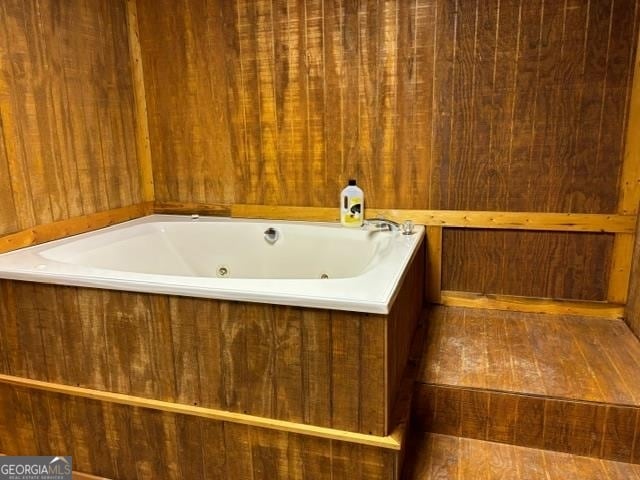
[0, 215, 424, 313]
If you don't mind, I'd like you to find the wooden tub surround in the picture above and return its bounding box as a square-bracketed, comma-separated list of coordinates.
[0, 242, 424, 479]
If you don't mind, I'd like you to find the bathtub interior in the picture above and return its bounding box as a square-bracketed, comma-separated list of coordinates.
[38, 219, 397, 279]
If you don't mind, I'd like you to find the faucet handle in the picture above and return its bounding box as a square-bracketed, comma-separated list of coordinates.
[401, 220, 415, 235]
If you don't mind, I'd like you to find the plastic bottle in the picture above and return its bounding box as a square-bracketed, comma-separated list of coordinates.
[340, 179, 364, 227]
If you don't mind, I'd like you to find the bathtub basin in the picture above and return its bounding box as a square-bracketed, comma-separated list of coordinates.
[0, 214, 424, 313]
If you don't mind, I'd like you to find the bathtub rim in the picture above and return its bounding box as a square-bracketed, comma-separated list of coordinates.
[0, 214, 425, 314]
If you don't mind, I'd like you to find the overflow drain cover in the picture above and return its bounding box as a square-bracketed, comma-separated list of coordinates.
[320, 273, 329, 279]
[217, 266, 230, 278]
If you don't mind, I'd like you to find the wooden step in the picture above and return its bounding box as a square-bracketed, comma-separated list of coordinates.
[402, 433, 640, 479]
[413, 306, 640, 463]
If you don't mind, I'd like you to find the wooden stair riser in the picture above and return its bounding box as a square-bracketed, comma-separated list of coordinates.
[412, 384, 640, 465]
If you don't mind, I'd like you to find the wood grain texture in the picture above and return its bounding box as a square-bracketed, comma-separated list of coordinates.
[0, 0, 142, 237]
[0, 203, 152, 254]
[402, 433, 640, 480]
[136, 0, 639, 213]
[425, 227, 442, 303]
[440, 291, 624, 319]
[230, 204, 637, 233]
[0, 373, 401, 451]
[0, 383, 400, 480]
[413, 306, 640, 463]
[125, 0, 155, 203]
[627, 216, 640, 338]
[419, 307, 640, 405]
[386, 241, 425, 427]
[0, 282, 383, 435]
[135, 0, 640, 302]
[0, 251, 423, 437]
[413, 384, 640, 464]
[443, 230, 615, 301]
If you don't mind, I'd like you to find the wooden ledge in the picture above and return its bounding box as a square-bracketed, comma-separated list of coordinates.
[439, 291, 625, 319]
[230, 204, 636, 233]
[0, 203, 153, 254]
[0, 374, 402, 451]
[154, 201, 231, 216]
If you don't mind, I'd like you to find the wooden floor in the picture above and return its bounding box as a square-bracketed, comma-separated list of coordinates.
[402, 433, 640, 479]
[419, 306, 640, 405]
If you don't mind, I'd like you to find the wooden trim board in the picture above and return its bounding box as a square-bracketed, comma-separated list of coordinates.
[126, 0, 155, 202]
[230, 204, 636, 233]
[425, 226, 442, 303]
[608, 28, 640, 306]
[0, 203, 153, 254]
[609, 233, 637, 303]
[440, 291, 625, 319]
[154, 201, 231, 216]
[0, 374, 401, 451]
[617, 26, 640, 217]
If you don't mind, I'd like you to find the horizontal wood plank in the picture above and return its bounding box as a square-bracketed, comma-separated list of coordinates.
[153, 201, 231, 216]
[231, 204, 636, 233]
[0, 373, 400, 450]
[419, 307, 640, 405]
[0, 203, 153, 254]
[439, 292, 624, 319]
[0, 383, 400, 479]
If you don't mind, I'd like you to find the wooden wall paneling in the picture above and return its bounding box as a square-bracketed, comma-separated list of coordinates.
[0, 372, 401, 451]
[0, 0, 54, 230]
[442, 229, 614, 301]
[0, 123, 18, 235]
[618, 15, 640, 218]
[386, 240, 425, 424]
[430, 0, 456, 210]
[135, 0, 234, 205]
[125, 0, 155, 203]
[0, 0, 142, 238]
[300, 308, 332, 427]
[611, 9, 640, 305]
[136, 0, 638, 212]
[0, 278, 428, 436]
[0, 381, 403, 479]
[393, 1, 435, 210]
[330, 310, 364, 433]
[622, 22, 640, 332]
[227, 0, 263, 205]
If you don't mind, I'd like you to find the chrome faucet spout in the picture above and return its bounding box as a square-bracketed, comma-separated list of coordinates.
[363, 216, 401, 231]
